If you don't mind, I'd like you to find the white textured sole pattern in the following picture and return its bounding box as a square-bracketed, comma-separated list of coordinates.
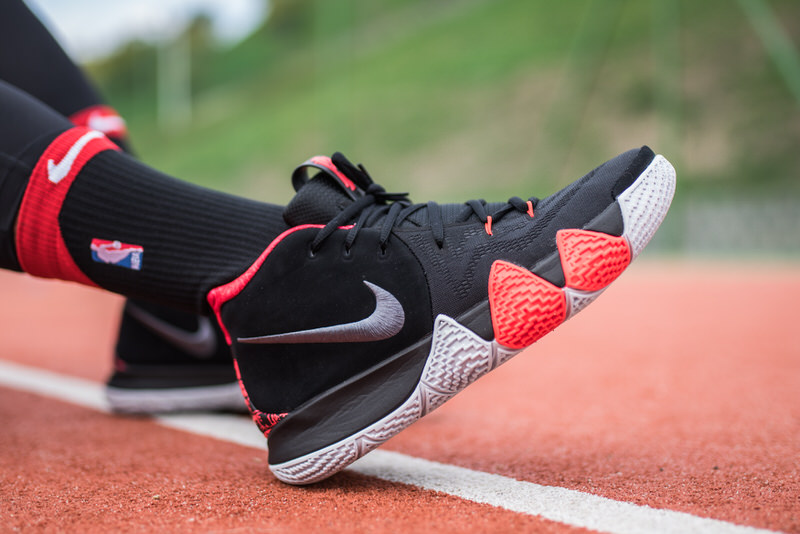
[270, 154, 677, 485]
[618, 155, 676, 259]
[106, 382, 247, 414]
[560, 154, 676, 317]
[270, 316, 521, 484]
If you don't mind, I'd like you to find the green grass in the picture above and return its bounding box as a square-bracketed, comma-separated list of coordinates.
[89, 0, 800, 208]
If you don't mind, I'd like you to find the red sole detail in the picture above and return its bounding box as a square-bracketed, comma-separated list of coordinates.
[233, 359, 286, 437]
[557, 229, 631, 292]
[488, 261, 567, 349]
[253, 411, 288, 437]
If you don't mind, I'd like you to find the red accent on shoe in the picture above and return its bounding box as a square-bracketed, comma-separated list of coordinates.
[526, 200, 535, 218]
[15, 127, 119, 284]
[254, 412, 288, 436]
[484, 216, 493, 236]
[69, 105, 128, 140]
[488, 260, 566, 349]
[309, 155, 357, 191]
[556, 229, 631, 292]
[233, 359, 286, 436]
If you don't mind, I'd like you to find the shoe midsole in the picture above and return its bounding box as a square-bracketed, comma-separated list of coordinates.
[267, 334, 434, 464]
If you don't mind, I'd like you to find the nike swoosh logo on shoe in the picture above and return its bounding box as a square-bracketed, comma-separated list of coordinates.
[126, 303, 217, 359]
[47, 130, 105, 184]
[238, 281, 404, 345]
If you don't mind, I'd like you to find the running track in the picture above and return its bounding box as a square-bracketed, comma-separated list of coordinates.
[1, 261, 798, 533]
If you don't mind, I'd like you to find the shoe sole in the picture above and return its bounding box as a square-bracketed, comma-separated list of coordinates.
[269, 155, 676, 484]
[106, 382, 246, 414]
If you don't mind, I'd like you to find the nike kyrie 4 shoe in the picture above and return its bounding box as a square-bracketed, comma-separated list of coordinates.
[208, 147, 676, 484]
[106, 299, 245, 413]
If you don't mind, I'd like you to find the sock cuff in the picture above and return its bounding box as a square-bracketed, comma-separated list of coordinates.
[15, 126, 119, 283]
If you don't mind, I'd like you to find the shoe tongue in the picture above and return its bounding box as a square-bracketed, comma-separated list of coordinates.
[283, 155, 363, 226]
[283, 174, 358, 226]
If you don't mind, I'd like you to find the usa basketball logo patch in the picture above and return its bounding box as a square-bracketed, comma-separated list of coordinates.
[90, 239, 143, 270]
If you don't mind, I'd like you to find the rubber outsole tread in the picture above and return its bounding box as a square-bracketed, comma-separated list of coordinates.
[488, 261, 567, 350]
[557, 229, 631, 292]
[270, 315, 519, 484]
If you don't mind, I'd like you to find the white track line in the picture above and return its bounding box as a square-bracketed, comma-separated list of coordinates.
[0, 359, 781, 534]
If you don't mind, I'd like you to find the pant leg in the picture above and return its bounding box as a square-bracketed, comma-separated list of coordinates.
[0, 79, 72, 270]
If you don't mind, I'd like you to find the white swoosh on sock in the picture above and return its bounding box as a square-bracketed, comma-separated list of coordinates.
[47, 130, 105, 184]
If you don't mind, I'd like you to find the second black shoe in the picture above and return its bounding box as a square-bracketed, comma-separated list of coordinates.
[208, 148, 676, 484]
[106, 299, 245, 413]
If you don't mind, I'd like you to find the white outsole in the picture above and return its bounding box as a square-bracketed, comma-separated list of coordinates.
[106, 382, 246, 414]
[270, 155, 677, 485]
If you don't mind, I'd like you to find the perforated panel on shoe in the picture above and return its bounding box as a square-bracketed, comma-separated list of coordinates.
[557, 229, 631, 292]
[488, 261, 566, 350]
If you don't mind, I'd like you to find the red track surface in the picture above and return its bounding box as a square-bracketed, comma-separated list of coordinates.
[1, 261, 799, 533]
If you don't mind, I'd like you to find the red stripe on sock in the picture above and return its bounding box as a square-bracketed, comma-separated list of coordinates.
[69, 105, 128, 140]
[15, 127, 119, 284]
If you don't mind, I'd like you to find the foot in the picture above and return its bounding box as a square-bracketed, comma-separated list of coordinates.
[106, 299, 245, 414]
[208, 147, 676, 484]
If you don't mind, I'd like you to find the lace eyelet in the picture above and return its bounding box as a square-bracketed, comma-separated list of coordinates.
[343, 246, 352, 258]
[378, 245, 388, 258]
[308, 245, 317, 258]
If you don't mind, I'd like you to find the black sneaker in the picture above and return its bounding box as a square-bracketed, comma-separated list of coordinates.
[106, 299, 245, 413]
[208, 147, 675, 484]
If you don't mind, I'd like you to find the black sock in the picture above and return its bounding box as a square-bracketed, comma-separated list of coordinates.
[1, 79, 288, 313]
[60, 149, 288, 311]
[14, 127, 288, 313]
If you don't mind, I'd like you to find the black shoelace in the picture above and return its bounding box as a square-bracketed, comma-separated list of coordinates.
[309, 153, 540, 254]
